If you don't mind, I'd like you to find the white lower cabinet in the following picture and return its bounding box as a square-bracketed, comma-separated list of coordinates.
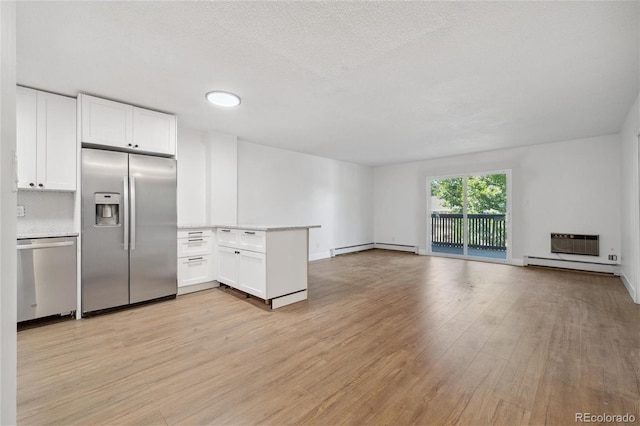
[216, 246, 266, 298]
[178, 255, 214, 287]
[238, 250, 266, 299]
[217, 227, 309, 308]
[177, 228, 217, 294]
[217, 246, 239, 287]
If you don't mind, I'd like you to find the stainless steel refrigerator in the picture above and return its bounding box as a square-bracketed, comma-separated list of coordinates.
[81, 148, 177, 314]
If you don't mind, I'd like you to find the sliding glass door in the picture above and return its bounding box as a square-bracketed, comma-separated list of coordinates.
[429, 177, 464, 256]
[429, 171, 509, 261]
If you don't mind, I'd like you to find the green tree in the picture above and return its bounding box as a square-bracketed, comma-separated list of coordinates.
[431, 174, 506, 214]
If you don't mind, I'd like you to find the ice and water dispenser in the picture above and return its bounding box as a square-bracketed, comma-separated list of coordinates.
[95, 193, 120, 226]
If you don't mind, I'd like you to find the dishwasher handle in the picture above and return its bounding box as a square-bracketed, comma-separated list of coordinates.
[17, 241, 74, 250]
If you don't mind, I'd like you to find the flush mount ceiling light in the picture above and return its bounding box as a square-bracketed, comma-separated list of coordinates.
[206, 91, 241, 107]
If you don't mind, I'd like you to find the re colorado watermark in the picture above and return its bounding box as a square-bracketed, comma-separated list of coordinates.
[575, 412, 636, 423]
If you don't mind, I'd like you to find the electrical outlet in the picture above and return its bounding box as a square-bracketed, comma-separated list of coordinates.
[16, 205, 25, 217]
[608, 254, 617, 261]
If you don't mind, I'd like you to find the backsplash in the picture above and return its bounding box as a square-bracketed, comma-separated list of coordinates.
[17, 191, 75, 236]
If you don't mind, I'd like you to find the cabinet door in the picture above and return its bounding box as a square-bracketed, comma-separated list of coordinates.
[37, 92, 77, 191]
[133, 107, 176, 156]
[16, 86, 37, 189]
[218, 246, 239, 287]
[238, 250, 266, 299]
[81, 94, 133, 148]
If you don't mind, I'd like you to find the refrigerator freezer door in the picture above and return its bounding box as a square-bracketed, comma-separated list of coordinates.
[81, 148, 130, 313]
[128, 153, 177, 303]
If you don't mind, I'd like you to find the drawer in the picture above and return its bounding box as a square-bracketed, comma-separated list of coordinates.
[178, 236, 213, 257]
[238, 229, 266, 253]
[178, 229, 213, 239]
[178, 254, 214, 287]
[217, 228, 238, 247]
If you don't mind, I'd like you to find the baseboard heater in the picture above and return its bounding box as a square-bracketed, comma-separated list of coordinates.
[330, 243, 419, 257]
[524, 256, 619, 275]
[373, 243, 419, 254]
[330, 243, 374, 257]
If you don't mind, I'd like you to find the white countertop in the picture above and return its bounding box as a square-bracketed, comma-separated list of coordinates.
[18, 232, 79, 239]
[178, 224, 321, 231]
[216, 224, 321, 231]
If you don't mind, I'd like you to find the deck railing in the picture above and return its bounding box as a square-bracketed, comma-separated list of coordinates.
[431, 213, 506, 251]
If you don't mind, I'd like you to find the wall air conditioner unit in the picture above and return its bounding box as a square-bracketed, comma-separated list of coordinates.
[550, 233, 599, 256]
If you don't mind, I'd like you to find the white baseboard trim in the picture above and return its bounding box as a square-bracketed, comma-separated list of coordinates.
[418, 248, 428, 256]
[374, 243, 418, 253]
[524, 256, 619, 275]
[330, 243, 374, 257]
[619, 271, 638, 304]
[178, 280, 219, 295]
[309, 251, 331, 261]
[511, 258, 525, 266]
[271, 290, 308, 309]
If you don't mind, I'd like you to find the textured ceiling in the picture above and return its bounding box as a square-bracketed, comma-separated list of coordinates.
[16, 1, 640, 166]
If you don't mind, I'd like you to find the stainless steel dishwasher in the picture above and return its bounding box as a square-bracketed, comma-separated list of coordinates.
[17, 236, 77, 322]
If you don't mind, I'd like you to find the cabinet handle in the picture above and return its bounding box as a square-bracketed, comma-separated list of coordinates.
[188, 257, 204, 262]
[29, 183, 34, 187]
[235, 251, 240, 254]
[38, 183, 44, 188]
[244, 231, 256, 235]
[134, 144, 139, 148]
[128, 143, 132, 147]
[221, 229, 231, 233]
[187, 239, 204, 242]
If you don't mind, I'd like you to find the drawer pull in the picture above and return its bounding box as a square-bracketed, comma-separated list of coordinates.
[187, 239, 204, 242]
[188, 257, 204, 262]
[221, 229, 231, 233]
[244, 231, 256, 235]
[188, 232, 203, 236]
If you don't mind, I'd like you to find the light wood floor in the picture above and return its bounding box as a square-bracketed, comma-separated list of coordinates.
[17, 250, 640, 425]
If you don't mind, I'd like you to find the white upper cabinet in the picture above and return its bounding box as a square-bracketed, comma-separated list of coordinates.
[17, 87, 77, 191]
[133, 107, 176, 155]
[37, 92, 78, 190]
[81, 94, 133, 148]
[16, 87, 38, 188]
[80, 94, 176, 156]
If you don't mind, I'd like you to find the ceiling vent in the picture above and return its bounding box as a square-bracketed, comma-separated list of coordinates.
[550, 233, 599, 256]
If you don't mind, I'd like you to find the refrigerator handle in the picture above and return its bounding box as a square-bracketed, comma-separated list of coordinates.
[123, 176, 129, 251]
[130, 175, 136, 250]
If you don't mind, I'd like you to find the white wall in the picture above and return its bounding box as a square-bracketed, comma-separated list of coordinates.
[208, 131, 237, 225]
[620, 93, 640, 303]
[374, 134, 622, 266]
[177, 128, 209, 225]
[16, 191, 74, 236]
[0, 2, 17, 424]
[177, 129, 237, 226]
[237, 141, 374, 260]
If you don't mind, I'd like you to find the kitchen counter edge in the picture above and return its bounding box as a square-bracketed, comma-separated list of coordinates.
[178, 224, 321, 231]
[18, 232, 79, 239]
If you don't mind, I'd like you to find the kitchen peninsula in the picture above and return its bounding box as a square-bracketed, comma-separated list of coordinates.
[178, 225, 320, 308]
